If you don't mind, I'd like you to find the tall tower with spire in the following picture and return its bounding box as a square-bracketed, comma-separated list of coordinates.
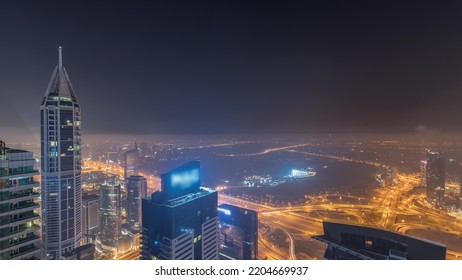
[41, 47, 82, 259]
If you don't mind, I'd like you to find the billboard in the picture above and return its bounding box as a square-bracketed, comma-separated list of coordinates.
[161, 161, 201, 199]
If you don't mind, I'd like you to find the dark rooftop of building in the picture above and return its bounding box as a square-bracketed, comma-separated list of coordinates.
[61, 244, 95, 258]
[147, 187, 216, 207]
[83, 193, 99, 201]
[314, 221, 447, 260]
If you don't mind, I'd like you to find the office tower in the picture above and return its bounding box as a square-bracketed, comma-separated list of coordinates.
[0, 141, 41, 260]
[141, 161, 218, 260]
[420, 160, 427, 187]
[40, 47, 83, 259]
[426, 150, 445, 206]
[217, 204, 258, 260]
[126, 175, 147, 230]
[82, 194, 99, 244]
[124, 143, 139, 179]
[98, 178, 121, 251]
[315, 221, 446, 260]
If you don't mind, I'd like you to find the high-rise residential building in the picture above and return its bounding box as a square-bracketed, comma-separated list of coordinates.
[82, 194, 99, 244]
[0, 141, 42, 260]
[98, 178, 121, 251]
[217, 204, 258, 260]
[124, 143, 139, 179]
[40, 47, 83, 259]
[218, 204, 258, 260]
[141, 161, 218, 260]
[426, 150, 445, 206]
[126, 175, 147, 231]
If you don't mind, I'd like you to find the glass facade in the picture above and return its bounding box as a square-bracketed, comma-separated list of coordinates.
[41, 49, 82, 259]
[426, 150, 445, 206]
[141, 189, 218, 260]
[126, 176, 147, 230]
[82, 194, 99, 244]
[124, 146, 139, 179]
[0, 143, 41, 260]
[141, 162, 218, 260]
[99, 180, 121, 247]
[217, 204, 258, 260]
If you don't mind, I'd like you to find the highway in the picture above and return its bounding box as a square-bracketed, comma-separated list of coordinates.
[282, 229, 296, 260]
[220, 171, 462, 260]
[84, 149, 462, 260]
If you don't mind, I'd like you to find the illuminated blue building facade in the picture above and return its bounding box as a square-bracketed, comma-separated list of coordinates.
[141, 161, 219, 260]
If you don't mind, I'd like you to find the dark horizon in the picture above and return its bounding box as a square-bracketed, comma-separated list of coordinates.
[2, 0, 462, 136]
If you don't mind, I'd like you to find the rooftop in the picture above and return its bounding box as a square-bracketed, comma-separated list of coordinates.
[148, 187, 216, 207]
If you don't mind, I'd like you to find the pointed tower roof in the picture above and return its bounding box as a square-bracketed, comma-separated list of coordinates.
[41, 47, 79, 107]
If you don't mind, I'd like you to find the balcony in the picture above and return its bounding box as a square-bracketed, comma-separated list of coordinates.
[0, 224, 40, 241]
[2, 192, 40, 204]
[1, 170, 39, 180]
[0, 181, 39, 193]
[0, 213, 40, 230]
[9, 245, 41, 260]
[0, 235, 40, 254]
[0, 202, 40, 217]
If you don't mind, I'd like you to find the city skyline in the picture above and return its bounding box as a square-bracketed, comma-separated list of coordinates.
[3, 0, 462, 263]
[2, 1, 462, 135]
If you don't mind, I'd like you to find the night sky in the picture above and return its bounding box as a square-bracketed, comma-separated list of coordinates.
[1, 0, 462, 136]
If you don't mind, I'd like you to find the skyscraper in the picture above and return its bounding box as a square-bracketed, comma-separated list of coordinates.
[420, 160, 427, 187]
[98, 178, 121, 253]
[41, 47, 83, 259]
[0, 141, 42, 260]
[141, 161, 218, 260]
[124, 143, 139, 179]
[82, 194, 99, 244]
[126, 175, 147, 231]
[217, 204, 258, 260]
[426, 150, 445, 206]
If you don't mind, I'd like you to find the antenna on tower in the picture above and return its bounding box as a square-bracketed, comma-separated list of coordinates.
[58, 46, 63, 69]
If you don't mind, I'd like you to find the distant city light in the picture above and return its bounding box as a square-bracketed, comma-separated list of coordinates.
[286, 168, 316, 179]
